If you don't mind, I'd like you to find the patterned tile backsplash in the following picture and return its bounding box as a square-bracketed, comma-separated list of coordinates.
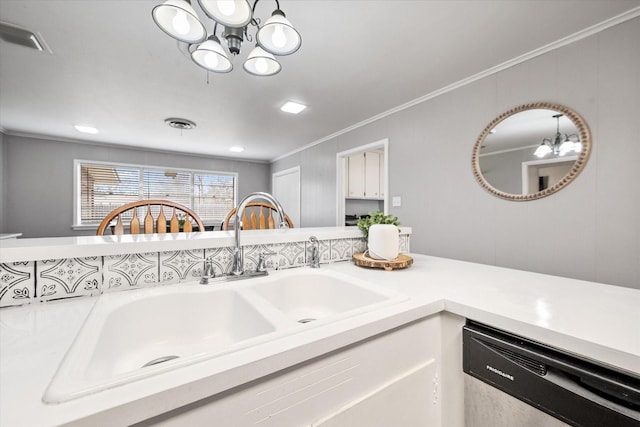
[37, 257, 102, 302]
[0, 234, 409, 308]
[0, 262, 35, 307]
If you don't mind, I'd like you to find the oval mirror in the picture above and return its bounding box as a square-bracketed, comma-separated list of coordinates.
[472, 102, 591, 201]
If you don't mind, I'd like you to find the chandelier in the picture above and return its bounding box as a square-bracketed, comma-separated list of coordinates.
[534, 114, 582, 158]
[152, 0, 301, 76]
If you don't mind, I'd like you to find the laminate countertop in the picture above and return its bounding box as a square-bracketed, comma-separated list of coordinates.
[1, 255, 638, 426]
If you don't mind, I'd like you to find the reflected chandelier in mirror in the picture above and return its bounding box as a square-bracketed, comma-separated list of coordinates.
[472, 102, 591, 201]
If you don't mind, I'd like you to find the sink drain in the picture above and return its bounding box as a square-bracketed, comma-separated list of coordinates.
[142, 355, 179, 368]
[298, 318, 316, 324]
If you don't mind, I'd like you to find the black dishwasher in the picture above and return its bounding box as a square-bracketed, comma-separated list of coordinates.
[463, 321, 640, 427]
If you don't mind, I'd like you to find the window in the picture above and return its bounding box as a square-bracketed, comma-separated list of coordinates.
[74, 160, 237, 226]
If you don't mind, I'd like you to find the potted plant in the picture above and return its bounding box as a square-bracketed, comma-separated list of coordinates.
[357, 210, 401, 260]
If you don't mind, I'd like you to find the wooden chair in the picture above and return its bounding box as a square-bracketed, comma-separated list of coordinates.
[96, 200, 204, 236]
[222, 202, 294, 230]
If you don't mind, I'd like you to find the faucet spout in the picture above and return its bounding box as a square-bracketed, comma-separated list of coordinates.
[232, 192, 288, 276]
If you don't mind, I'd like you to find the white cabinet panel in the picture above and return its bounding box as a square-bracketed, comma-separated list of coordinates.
[364, 151, 381, 199]
[347, 151, 384, 200]
[347, 153, 366, 198]
[139, 316, 440, 426]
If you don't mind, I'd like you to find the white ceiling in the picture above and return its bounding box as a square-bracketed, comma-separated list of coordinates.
[1, 0, 639, 162]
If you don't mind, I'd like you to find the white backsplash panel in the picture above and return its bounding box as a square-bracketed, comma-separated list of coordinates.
[159, 249, 204, 284]
[103, 252, 159, 291]
[0, 261, 35, 307]
[36, 257, 102, 302]
[245, 242, 306, 270]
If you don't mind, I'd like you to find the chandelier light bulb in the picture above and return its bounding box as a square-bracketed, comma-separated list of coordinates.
[191, 35, 232, 72]
[198, 0, 252, 27]
[272, 25, 287, 48]
[573, 141, 582, 153]
[534, 144, 552, 158]
[255, 57, 268, 74]
[152, 0, 206, 43]
[204, 51, 219, 68]
[217, 0, 236, 16]
[172, 9, 191, 35]
[243, 45, 281, 76]
[256, 10, 301, 55]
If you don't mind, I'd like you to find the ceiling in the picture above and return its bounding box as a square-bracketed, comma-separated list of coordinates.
[1, 1, 639, 162]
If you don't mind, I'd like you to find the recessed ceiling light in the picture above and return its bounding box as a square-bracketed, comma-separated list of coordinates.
[229, 146, 245, 153]
[73, 124, 99, 134]
[280, 101, 307, 114]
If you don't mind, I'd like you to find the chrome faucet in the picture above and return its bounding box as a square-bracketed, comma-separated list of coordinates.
[231, 192, 289, 276]
[308, 236, 320, 268]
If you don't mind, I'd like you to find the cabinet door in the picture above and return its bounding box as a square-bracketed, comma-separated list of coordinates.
[364, 152, 381, 199]
[347, 153, 366, 198]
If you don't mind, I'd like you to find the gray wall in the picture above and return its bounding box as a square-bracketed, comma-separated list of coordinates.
[2, 135, 270, 237]
[0, 132, 5, 232]
[271, 17, 640, 289]
[480, 148, 531, 195]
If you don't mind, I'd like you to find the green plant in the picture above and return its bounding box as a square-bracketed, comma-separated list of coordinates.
[357, 210, 400, 240]
[177, 213, 186, 227]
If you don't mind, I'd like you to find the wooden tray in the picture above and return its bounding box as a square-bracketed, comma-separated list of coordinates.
[352, 252, 413, 271]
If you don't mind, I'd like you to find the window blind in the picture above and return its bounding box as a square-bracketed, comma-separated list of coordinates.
[78, 162, 236, 225]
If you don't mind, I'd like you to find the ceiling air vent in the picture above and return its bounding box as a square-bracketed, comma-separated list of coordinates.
[165, 118, 196, 130]
[0, 21, 49, 52]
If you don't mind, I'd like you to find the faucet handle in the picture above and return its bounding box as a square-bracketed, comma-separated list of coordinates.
[256, 252, 267, 273]
[308, 236, 320, 268]
[200, 257, 216, 284]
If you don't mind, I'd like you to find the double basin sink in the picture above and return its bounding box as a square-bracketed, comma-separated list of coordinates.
[44, 268, 407, 403]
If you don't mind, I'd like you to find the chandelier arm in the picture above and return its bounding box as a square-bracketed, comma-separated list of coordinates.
[249, 0, 280, 28]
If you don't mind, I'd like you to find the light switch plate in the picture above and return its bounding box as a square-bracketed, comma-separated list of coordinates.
[392, 196, 402, 207]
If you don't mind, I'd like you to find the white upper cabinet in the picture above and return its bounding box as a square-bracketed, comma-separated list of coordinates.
[347, 151, 384, 200]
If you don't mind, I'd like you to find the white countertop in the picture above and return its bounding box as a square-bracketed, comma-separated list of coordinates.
[1, 255, 639, 426]
[0, 233, 22, 240]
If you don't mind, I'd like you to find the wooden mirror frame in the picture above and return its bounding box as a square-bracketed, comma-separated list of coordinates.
[472, 102, 592, 201]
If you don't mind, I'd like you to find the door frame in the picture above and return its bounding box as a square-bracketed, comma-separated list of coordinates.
[521, 155, 577, 194]
[336, 138, 389, 226]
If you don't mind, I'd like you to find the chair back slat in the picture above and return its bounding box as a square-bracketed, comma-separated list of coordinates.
[114, 216, 124, 235]
[144, 206, 154, 234]
[250, 208, 258, 230]
[258, 207, 266, 229]
[96, 200, 204, 236]
[267, 209, 275, 229]
[222, 202, 294, 231]
[170, 208, 180, 233]
[130, 208, 140, 234]
[242, 210, 249, 230]
[157, 206, 167, 233]
[183, 214, 193, 232]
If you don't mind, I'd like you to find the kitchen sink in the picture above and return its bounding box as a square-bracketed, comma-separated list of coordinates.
[44, 285, 281, 403]
[248, 269, 405, 324]
[44, 268, 406, 403]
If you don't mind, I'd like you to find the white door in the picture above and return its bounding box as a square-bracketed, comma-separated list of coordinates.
[272, 166, 301, 227]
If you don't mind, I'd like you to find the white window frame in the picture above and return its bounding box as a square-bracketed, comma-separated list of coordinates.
[72, 159, 238, 230]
